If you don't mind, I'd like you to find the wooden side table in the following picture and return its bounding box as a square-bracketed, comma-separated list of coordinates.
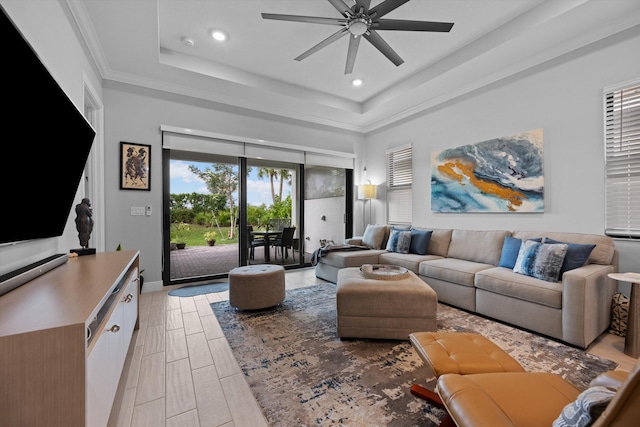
[608, 272, 640, 358]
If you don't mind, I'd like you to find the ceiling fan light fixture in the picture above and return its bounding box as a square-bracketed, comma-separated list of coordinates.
[211, 30, 227, 41]
[347, 19, 369, 36]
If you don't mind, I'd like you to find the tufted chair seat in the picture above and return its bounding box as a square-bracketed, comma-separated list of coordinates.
[436, 358, 640, 427]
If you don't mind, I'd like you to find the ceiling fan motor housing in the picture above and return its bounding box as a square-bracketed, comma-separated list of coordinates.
[347, 17, 371, 36]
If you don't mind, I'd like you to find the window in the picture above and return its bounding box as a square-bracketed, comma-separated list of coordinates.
[386, 144, 412, 224]
[604, 81, 640, 238]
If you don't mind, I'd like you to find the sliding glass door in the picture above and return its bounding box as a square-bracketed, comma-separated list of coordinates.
[303, 166, 350, 259]
[161, 129, 354, 285]
[246, 159, 301, 266]
[164, 151, 240, 285]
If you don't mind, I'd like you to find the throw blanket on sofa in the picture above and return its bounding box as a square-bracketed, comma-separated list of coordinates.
[311, 244, 370, 266]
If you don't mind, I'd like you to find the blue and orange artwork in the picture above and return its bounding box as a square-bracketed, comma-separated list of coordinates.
[431, 129, 544, 213]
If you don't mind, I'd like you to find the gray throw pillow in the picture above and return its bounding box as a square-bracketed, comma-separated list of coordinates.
[362, 224, 387, 249]
[552, 386, 616, 427]
[395, 231, 412, 254]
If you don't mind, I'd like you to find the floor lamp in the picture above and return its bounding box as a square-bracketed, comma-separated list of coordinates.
[358, 180, 378, 227]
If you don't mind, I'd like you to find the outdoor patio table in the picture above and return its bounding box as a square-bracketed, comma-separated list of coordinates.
[251, 230, 282, 263]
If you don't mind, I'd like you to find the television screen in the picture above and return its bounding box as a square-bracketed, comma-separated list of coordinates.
[0, 6, 96, 245]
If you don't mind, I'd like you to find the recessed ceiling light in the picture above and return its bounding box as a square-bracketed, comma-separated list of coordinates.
[352, 78, 364, 87]
[211, 30, 228, 41]
[182, 37, 195, 47]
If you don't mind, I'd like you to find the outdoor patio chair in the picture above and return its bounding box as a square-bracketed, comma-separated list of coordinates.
[248, 226, 265, 262]
[272, 226, 296, 262]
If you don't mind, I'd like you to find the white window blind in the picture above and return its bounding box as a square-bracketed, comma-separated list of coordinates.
[386, 144, 412, 224]
[605, 82, 640, 238]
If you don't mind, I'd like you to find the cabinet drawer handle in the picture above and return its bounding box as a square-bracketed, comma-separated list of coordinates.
[109, 325, 121, 333]
[124, 294, 133, 303]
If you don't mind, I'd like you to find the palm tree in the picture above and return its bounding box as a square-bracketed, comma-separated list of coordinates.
[257, 167, 292, 204]
[257, 168, 278, 204]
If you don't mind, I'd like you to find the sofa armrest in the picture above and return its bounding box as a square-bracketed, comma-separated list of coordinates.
[561, 264, 617, 348]
[345, 237, 364, 246]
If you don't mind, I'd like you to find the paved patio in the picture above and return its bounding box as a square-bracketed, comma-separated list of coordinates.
[169, 243, 310, 280]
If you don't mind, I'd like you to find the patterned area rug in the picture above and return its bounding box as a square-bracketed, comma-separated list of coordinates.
[210, 282, 617, 427]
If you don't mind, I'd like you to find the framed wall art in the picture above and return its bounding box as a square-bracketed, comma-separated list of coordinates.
[431, 129, 544, 213]
[120, 141, 151, 191]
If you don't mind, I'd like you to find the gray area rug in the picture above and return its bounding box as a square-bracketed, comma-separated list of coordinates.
[168, 282, 228, 297]
[210, 282, 617, 427]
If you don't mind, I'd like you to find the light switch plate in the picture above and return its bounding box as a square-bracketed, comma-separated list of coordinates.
[130, 206, 145, 216]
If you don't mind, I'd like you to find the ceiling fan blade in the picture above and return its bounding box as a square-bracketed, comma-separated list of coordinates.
[374, 19, 454, 32]
[261, 13, 344, 26]
[327, 0, 353, 17]
[369, 0, 410, 19]
[295, 28, 350, 62]
[363, 30, 404, 66]
[345, 34, 362, 74]
[353, 0, 371, 13]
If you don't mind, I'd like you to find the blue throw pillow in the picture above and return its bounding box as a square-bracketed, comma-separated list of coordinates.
[386, 228, 410, 252]
[498, 236, 523, 269]
[498, 236, 542, 269]
[545, 238, 596, 276]
[385, 228, 401, 252]
[410, 228, 433, 255]
[514, 240, 568, 282]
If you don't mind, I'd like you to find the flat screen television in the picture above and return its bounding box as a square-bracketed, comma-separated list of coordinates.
[0, 5, 96, 245]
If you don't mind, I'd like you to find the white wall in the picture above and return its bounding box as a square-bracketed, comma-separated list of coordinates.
[363, 28, 640, 276]
[102, 83, 363, 284]
[0, 0, 102, 276]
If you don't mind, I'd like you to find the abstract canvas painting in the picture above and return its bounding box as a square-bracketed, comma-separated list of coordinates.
[431, 129, 544, 212]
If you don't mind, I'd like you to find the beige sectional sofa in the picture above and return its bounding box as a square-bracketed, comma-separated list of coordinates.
[315, 226, 618, 348]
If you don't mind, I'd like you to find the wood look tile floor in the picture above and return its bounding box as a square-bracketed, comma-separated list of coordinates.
[108, 267, 638, 427]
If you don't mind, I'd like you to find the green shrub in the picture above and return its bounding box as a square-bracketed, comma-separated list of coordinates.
[170, 207, 195, 223]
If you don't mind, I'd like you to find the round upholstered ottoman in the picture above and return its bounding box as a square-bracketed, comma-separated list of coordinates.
[228, 264, 285, 310]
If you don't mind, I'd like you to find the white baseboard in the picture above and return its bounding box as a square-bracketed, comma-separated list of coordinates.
[141, 280, 164, 293]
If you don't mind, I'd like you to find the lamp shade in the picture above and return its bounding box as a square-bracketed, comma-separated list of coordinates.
[361, 184, 377, 199]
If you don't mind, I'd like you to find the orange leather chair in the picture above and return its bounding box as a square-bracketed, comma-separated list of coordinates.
[409, 332, 525, 427]
[436, 358, 640, 427]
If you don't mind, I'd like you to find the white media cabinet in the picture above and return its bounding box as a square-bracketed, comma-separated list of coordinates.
[0, 250, 140, 427]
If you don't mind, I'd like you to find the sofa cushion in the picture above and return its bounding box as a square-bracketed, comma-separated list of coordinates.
[318, 250, 385, 268]
[420, 258, 495, 287]
[513, 240, 568, 283]
[379, 252, 443, 274]
[475, 267, 563, 308]
[362, 224, 388, 249]
[425, 228, 453, 257]
[410, 228, 432, 255]
[545, 238, 596, 276]
[447, 229, 511, 265]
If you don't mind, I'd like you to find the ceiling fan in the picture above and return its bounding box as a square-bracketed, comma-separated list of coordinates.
[261, 0, 454, 74]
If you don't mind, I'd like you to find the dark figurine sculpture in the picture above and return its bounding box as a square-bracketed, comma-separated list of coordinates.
[75, 198, 94, 248]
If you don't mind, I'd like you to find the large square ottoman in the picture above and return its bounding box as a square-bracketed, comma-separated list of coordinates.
[336, 267, 437, 340]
